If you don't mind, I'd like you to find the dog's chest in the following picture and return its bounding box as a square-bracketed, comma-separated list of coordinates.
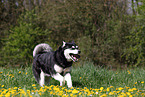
[54, 64, 71, 73]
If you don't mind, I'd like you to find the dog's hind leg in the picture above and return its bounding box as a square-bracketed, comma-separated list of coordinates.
[39, 70, 45, 87]
[33, 67, 41, 84]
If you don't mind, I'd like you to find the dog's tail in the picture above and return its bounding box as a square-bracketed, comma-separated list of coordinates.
[33, 43, 52, 57]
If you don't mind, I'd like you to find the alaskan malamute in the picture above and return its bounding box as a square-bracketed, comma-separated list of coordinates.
[32, 41, 81, 88]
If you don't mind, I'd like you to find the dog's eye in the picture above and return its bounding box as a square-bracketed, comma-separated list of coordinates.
[72, 46, 75, 48]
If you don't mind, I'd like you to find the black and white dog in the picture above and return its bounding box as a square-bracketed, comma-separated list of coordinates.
[32, 41, 81, 88]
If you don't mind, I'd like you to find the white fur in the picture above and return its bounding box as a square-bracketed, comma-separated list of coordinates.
[40, 70, 45, 87]
[64, 49, 80, 61]
[54, 64, 63, 73]
[33, 43, 52, 57]
[62, 41, 66, 47]
[39, 65, 72, 87]
[64, 73, 72, 88]
[52, 73, 64, 86]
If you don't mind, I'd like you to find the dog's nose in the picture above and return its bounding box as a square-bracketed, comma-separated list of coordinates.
[78, 50, 81, 54]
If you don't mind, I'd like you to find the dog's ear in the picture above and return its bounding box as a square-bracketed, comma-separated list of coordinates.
[62, 41, 66, 48]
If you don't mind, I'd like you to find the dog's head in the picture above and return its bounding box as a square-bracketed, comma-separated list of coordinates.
[62, 41, 81, 62]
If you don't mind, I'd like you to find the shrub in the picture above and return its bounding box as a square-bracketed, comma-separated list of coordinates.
[0, 10, 49, 67]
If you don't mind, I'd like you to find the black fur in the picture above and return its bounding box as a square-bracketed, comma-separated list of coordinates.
[32, 46, 72, 83]
[32, 41, 81, 87]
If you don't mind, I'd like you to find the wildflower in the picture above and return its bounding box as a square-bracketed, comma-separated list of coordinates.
[72, 89, 79, 94]
[126, 92, 131, 96]
[141, 81, 144, 84]
[134, 82, 137, 84]
[110, 86, 114, 88]
[127, 71, 131, 74]
[128, 89, 133, 92]
[32, 84, 36, 87]
[19, 71, 21, 74]
[5, 92, 11, 97]
[109, 92, 114, 95]
[100, 94, 107, 97]
[1, 85, 4, 87]
[118, 87, 124, 91]
[100, 87, 104, 91]
[132, 88, 137, 91]
[13, 87, 18, 89]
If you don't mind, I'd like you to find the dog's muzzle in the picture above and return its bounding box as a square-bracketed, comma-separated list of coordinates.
[70, 50, 81, 62]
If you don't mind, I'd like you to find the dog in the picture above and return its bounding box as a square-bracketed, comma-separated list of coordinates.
[32, 41, 81, 88]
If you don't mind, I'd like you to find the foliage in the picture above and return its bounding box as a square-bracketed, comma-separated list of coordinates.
[122, 0, 145, 67]
[0, 0, 145, 67]
[0, 10, 49, 67]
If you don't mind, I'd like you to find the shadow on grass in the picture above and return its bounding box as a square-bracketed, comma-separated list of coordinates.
[73, 81, 84, 87]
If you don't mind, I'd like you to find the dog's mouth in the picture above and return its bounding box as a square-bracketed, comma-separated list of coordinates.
[70, 54, 80, 62]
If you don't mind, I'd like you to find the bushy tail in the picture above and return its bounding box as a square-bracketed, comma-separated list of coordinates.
[33, 43, 52, 57]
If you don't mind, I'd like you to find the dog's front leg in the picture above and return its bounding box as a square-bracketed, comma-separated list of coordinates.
[64, 73, 72, 88]
[52, 73, 64, 86]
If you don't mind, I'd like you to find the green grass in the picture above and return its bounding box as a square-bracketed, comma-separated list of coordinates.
[0, 62, 145, 96]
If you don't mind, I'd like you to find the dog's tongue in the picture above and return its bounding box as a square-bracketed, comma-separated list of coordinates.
[71, 54, 80, 62]
[73, 54, 80, 59]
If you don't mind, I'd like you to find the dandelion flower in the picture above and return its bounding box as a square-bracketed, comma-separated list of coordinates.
[1, 85, 4, 87]
[141, 81, 144, 84]
[72, 89, 79, 94]
[100, 87, 104, 91]
[32, 84, 36, 87]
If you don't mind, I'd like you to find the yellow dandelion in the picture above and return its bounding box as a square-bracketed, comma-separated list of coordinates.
[107, 87, 110, 91]
[100, 94, 107, 97]
[79, 92, 82, 95]
[14, 87, 18, 90]
[19, 71, 21, 74]
[50, 91, 53, 94]
[134, 82, 137, 84]
[110, 86, 114, 88]
[38, 92, 42, 95]
[127, 71, 131, 74]
[118, 87, 124, 91]
[129, 95, 133, 97]
[128, 89, 133, 92]
[32, 84, 36, 87]
[126, 92, 131, 96]
[141, 81, 144, 84]
[70, 94, 73, 97]
[132, 88, 137, 91]
[72, 89, 79, 94]
[100, 87, 104, 91]
[1, 85, 4, 87]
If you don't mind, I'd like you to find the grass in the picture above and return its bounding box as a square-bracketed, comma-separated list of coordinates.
[0, 62, 145, 97]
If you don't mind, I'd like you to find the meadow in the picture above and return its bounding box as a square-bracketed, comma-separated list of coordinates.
[0, 62, 145, 97]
